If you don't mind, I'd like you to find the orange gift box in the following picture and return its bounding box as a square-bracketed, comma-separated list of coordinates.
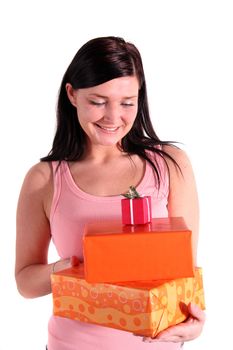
[51, 266, 205, 337]
[83, 217, 194, 283]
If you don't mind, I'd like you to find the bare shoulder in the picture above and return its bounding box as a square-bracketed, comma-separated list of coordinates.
[21, 161, 53, 192]
[162, 145, 195, 183]
[18, 162, 53, 218]
[162, 145, 192, 169]
[162, 144, 198, 198]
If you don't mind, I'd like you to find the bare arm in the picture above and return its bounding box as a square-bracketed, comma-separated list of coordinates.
[144, 146, 205, 343]
[165, 145, 199, 264]
[15, 162, 70, 298]
[15, 162, 54, 298]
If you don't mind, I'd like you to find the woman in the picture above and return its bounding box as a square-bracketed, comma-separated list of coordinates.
[15, 36, 205, 349]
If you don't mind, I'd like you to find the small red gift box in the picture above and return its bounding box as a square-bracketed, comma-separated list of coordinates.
[121, 196, 152, 225]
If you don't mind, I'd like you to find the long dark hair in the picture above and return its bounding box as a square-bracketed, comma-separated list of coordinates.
[41, 36, 179, 183]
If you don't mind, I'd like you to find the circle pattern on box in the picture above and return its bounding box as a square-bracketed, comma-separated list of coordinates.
[52, 268, 204, 336]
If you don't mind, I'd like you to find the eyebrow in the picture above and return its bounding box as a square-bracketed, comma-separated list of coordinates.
[88, 94, 138, 99]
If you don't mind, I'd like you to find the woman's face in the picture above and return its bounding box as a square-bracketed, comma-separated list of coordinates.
[66, 76, 139, 148]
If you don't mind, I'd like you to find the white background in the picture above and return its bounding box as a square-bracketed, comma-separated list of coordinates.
[0, 1, 233, 349]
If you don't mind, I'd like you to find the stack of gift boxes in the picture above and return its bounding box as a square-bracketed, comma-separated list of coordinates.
[51, 188, 205, 337]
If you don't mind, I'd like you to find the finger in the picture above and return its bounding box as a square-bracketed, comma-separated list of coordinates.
[156, 327, 181, 340]
[52, 258, 70, 273]
[156, 316, 204, 341]
[143, 335, 182, 343]
[188, 303, 206, 322]
[158, 336, 183, 343]
[142, 337, 160, 343]
[156, 321, 193, 340]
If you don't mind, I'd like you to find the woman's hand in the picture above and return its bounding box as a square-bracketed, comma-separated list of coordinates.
[142, 303, 205, 343]
[52, 256, 80, 273]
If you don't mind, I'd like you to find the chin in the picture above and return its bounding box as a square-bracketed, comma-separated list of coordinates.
[93, 135, 123, 147]
[97, 141, 119, 147]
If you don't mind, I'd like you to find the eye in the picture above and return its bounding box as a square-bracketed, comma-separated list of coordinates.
[121, 102, 134, 107]
[89, 100, 106, 106]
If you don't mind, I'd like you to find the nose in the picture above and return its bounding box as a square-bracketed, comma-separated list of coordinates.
[103, 103, 121, 124]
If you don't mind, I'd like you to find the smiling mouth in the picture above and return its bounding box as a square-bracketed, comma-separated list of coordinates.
[95, 124, 120, 132]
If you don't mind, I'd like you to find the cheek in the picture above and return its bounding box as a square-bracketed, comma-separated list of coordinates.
[125, 109, 138, 124]
[77, 107, 100, 124]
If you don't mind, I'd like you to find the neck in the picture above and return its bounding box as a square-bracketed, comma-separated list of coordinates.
[82, 143, 125, 163]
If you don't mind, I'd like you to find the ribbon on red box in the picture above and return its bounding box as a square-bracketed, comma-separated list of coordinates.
[129, 196, 151, 224]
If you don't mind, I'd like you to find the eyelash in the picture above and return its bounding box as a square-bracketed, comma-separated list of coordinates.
[90, 101, 134, 107]
[90, 101, 105, 106]
[122, 103, 134, 107]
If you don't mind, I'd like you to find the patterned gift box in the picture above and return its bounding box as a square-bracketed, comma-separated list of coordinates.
[51, 266, 205, 337]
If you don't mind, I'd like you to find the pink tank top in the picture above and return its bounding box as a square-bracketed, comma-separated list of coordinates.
[48, 157, 182, 350]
